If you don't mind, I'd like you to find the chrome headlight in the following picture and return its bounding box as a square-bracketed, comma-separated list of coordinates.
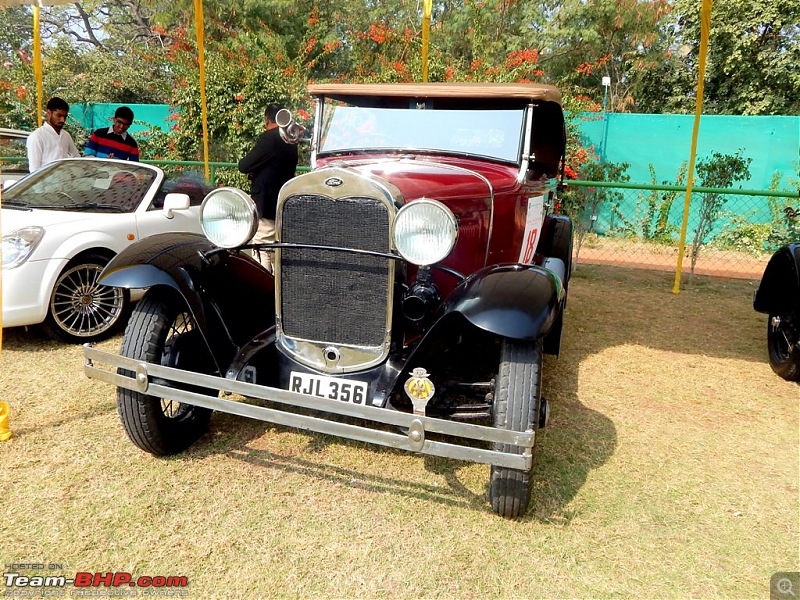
[393, 199, 458, 266]
[199, 187, 258, 248]
[2, 226, 44, 269]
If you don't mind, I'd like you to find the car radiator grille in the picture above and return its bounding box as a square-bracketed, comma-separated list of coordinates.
[279, 194, 392, 348]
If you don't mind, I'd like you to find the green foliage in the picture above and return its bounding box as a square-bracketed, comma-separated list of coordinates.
[764, 197, 800, 250]
[689, 150, 752, 273]
[711, 212, 772, 256]
[542, 0, 673, 112]
[641, 0, 800, 115]
[144, 27, 312, 165]
[610, 163, 685, 242]
[762, 168, 800, 249]
[559, 158, 630, 259]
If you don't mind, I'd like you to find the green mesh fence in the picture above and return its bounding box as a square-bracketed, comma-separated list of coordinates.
[563, 181, 799, 280]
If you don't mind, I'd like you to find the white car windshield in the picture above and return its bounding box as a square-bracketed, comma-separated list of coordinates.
[318, 105, 525, 163]
[3, 160, 156, 212]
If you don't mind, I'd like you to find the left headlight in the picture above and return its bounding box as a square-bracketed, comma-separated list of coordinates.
[199, 187, 258, 248]
[393, 199, 458, 266]
[2, 226, 44, 269]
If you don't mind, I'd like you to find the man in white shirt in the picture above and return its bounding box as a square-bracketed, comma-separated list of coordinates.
[26, 96, 80, 172]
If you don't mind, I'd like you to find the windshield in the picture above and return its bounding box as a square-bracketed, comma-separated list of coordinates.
[318, 105, 525, 163]
[3, 160, 156, 212]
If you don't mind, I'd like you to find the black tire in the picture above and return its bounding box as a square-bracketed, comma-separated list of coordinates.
[41, 253, 129, 343]
[489, 338, 542, 518]
[117, 293, 213, 456]
[767, 310, 800, 381]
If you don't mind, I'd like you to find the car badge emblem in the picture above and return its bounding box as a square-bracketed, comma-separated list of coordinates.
[324, 177, 344, 187]
[404, 367, 435, 416]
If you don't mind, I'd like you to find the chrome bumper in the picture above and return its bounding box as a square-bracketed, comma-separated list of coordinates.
[83, 345, 534, 470]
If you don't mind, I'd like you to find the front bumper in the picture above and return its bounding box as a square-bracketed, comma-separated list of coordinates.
[83, 345, 534, 470]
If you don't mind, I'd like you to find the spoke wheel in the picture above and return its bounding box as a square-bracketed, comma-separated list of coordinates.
[767, 310, 800, 381]
[117, 293, 213, 456]
[489, 338, 542, 519]
[41, 255, 129, 343]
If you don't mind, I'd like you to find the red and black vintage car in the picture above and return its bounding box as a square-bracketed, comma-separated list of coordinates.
[83, 83, 574, 518]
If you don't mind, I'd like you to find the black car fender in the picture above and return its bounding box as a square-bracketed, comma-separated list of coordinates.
[754, 243, 800, 314]
[437, 263, 566, 341]
[99, 233, 275, 371]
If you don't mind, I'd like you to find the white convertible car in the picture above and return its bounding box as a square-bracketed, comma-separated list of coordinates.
[1, 158, 211, 342]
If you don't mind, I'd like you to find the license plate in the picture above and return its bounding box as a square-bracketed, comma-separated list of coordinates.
[289, 371, 369, 404]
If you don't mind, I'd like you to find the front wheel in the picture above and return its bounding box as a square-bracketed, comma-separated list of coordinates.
[117, 293, 214, 456]
[768, 310, 800, 381]
[489, 338, 542, 518]
[41, 254, 129, 343]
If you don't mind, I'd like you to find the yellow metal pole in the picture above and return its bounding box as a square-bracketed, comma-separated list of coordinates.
[672, 0, 712, 294]
[33, 4, 43, 126]
[421, 0, 432, 82]
[193, 0, 211, 182]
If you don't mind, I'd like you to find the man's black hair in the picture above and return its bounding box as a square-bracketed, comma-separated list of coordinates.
[265, 103, 283, 123]
[46, 97, 69, 112]
[114, 106, 134, 122]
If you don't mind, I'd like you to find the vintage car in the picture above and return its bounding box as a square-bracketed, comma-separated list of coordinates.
[753, 238, 800, 382]
[83, 83, 573, 518]
[2, 158, 211, 342]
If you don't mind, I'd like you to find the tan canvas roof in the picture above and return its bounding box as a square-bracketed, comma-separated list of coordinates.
[308, 82, 561, 104]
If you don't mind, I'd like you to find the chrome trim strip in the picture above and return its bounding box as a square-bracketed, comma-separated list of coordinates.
[83, 345, 534, 470]
[518, 103, 535, 184]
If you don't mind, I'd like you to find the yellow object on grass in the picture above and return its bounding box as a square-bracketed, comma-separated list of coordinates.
[0, 402, 12, 441]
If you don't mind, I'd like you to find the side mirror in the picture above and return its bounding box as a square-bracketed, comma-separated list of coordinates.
[162, 193, 191, 219]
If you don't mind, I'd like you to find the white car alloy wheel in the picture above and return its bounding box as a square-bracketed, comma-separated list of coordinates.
[42, 255, 129, 343]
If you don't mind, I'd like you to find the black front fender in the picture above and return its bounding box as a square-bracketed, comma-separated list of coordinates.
[439, 263, 565, 340]
[754, 243, 800, 315]
[100, 233, 275, 372]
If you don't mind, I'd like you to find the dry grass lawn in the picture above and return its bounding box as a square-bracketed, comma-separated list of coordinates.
[1, 264, 797, 599]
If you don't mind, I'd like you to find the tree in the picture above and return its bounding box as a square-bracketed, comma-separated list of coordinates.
[689, 150, 752, 276]
[534, 0, 673, 111]
[637, 0, 800, 115]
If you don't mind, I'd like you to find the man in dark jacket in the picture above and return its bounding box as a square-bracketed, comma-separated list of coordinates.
[238, 103, 299, 271]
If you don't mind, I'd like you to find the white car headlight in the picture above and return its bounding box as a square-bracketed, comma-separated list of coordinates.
[393, 199, 458, 266]
[199, 187, 258, 248]
[2, 226, 44, 269]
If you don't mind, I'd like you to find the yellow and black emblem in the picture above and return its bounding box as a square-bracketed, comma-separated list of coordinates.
[404, 367, 435, 415]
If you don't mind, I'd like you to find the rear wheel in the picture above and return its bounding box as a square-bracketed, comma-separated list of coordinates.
[767, 309, 800, 381]
[117, 293, 213, 456]
[41, 253, 129, 343]
[489, 338, 542, 518]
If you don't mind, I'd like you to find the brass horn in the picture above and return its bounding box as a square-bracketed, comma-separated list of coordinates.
[275, 109, 306, 144]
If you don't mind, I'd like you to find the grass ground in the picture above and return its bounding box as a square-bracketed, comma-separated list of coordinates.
[1, 264, 797, 599]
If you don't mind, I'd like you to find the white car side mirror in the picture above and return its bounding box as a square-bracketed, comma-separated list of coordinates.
[163, 193, 191, 219]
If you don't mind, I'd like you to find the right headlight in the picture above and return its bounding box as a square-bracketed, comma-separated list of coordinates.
[2, 226, 44, 269]
[393, 198, 458, 266]
[199, 187, 258, 248]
